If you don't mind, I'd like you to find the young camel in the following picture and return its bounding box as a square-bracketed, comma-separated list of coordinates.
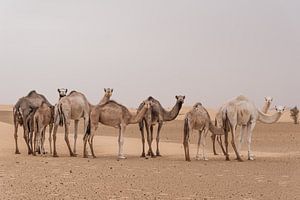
[217, 95, 284, 161]
[183, 103, 224, 162]
[53, 89, 113, 157]
[138, 95, 185, 157]
[211, 96, 274, 155]
[13, 90, 52, 154]
[83, 100, 152, 159]
[58, 88, 68, 99]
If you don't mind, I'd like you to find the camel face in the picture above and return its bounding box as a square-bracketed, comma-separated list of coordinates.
[104, 88, 113, 98]
[58, 88, 68, 98]
[275, 105, 285, 113]
[264, 96, 273, 103]
[175, 95, 185, 104]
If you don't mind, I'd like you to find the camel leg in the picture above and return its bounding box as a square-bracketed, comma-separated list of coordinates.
[156, 122, 163, 157]
[211, 134, 218, 155]
[33, 128, 37, 156]
[217, 136, 226, 156]
[88, 135, 96, 158]
[139, 120, 146, 157]
[183, 125, 190, 162]
[230, 124, 242, 162]
[73, 120, 79, 155]
[118, 124, 126, 159]
[224, 129, 230, 161]
[49, 124, 53, 154]
[83, 127, 92, 158]
[247, 122, 256, 160]
[53, 125, 59, 157]
[14, 121, 20, 154]
[65, 122, 75, 157]
[201, 128, 209, 160]
[196, 130, 202, 160]
[146, 124, 155, 157]
[41, 128, 46, 154]
[23, 127, 32, 155]
[238, 125, 247, 155]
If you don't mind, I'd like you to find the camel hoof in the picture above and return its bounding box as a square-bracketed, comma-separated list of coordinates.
[156, 153, 162, 157]
[15, 151, 21, 154]
[83, 155, 88, 158]
[186, 159, 191, 162]
[117, 155, 127, 160]
[248, 156, 255, 161]
[92, 155, 97, 158]
[53, 154, 59, 157]
[70, 153, 77, 157]
[213, 153, 218, 156]
[140, 153, 145, 158]
[195, 156, 201, 161]
[237, 158, 243, 162]
[226, 157, 230, 161]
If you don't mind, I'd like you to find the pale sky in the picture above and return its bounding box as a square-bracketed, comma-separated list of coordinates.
[1, 0, 299, 108]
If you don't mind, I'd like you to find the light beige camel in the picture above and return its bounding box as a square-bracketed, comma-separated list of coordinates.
[212, 96, 274, 155]
[83, 100, 152, 159]
[53, 91, 91, 157]
[13, 90, 52, 154]
[262, 96, 273, 114]
[216, 95, 284, 161]
[52, 89, 113, 157]
[138, 96, 185, 157]
[33, 102, 54, 156]
[183, 103, 224, 162]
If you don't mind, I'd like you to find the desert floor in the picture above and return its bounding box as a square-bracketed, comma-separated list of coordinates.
[0, 108, 300, 200]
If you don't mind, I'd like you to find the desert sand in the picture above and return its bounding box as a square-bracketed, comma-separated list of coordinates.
[0, 106, 299, 199]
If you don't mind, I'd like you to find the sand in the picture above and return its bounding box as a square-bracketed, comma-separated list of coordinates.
[0, 106, 299, 199]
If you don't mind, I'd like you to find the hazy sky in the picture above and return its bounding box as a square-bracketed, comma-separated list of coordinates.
[1, 0, 299, 108]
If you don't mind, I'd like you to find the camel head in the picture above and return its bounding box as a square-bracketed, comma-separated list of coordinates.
[104, 88, 113, 98]
[57, 88, 68, 99]
[275, 105, 285, 113]
[264, 96, 273, 104]
[175, 95, 185, 105]
[142, 100, 153, 109]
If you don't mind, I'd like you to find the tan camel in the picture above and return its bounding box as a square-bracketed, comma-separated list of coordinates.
[53, 91, 91, 157]
[32, 102, 54, 156]
[212, 96, 274, 155]
[83, 100, 152, 159]
[138, 96, 185, 157]
[216, 95, 284, 161]
[52, 89, 113, 157]
[183, 103, 224, 162]
[13, 90, 52, 154]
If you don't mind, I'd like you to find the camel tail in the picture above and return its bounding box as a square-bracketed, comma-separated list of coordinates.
[85, 117, 91, 135]
[57, 103, 64, 127]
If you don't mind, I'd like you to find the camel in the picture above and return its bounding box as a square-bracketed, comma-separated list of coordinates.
[216, 95, 284, 161]
[53, 91, 91, 157]
[52, 89, 113, 157]
[13, 90, 52, 154]
[183, 103, 224, 162]
[83, 100, 152, 159]
[32, 102, 55, 156]
[138, 95, 185, 157]
[211, 96, 274, 155]
[262, 96, 273, 114]
[58, 88, 68, 99]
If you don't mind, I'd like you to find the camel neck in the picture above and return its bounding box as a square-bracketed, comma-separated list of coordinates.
[209, 122, 224, 135]
[99, 95, 110, 105]
[163, 102, 182, 121]
[261, 103, 271, 114]
[129, 105, 148, 124]
[258, 110, 282, 124]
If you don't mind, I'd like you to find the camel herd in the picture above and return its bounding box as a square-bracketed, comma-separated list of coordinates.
[13, 89, 285, 162]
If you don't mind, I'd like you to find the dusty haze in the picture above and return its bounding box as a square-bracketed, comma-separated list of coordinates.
[1, 1, 299, 108]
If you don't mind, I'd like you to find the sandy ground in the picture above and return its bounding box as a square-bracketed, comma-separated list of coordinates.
[0, 108, 300, 199]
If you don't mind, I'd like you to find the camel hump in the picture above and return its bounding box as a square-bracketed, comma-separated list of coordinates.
[147, 96, 155, 101]
[236, 95, 248, 101]
[69, 90, 77, 95]
[27, 90, 37, 96]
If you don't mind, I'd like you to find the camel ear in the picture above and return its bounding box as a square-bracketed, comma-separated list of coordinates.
[264, 97, 267, 101]
[283, 106, 286, 111]
[57, 89, 60, 92]
[175, 96, 178, 99]
[104, 88, 106, 92]
[275, 106, 278, 111]
[183, 96, 185, 99]
[65, 89, 68, 93]
[111, 89, 113, 93]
